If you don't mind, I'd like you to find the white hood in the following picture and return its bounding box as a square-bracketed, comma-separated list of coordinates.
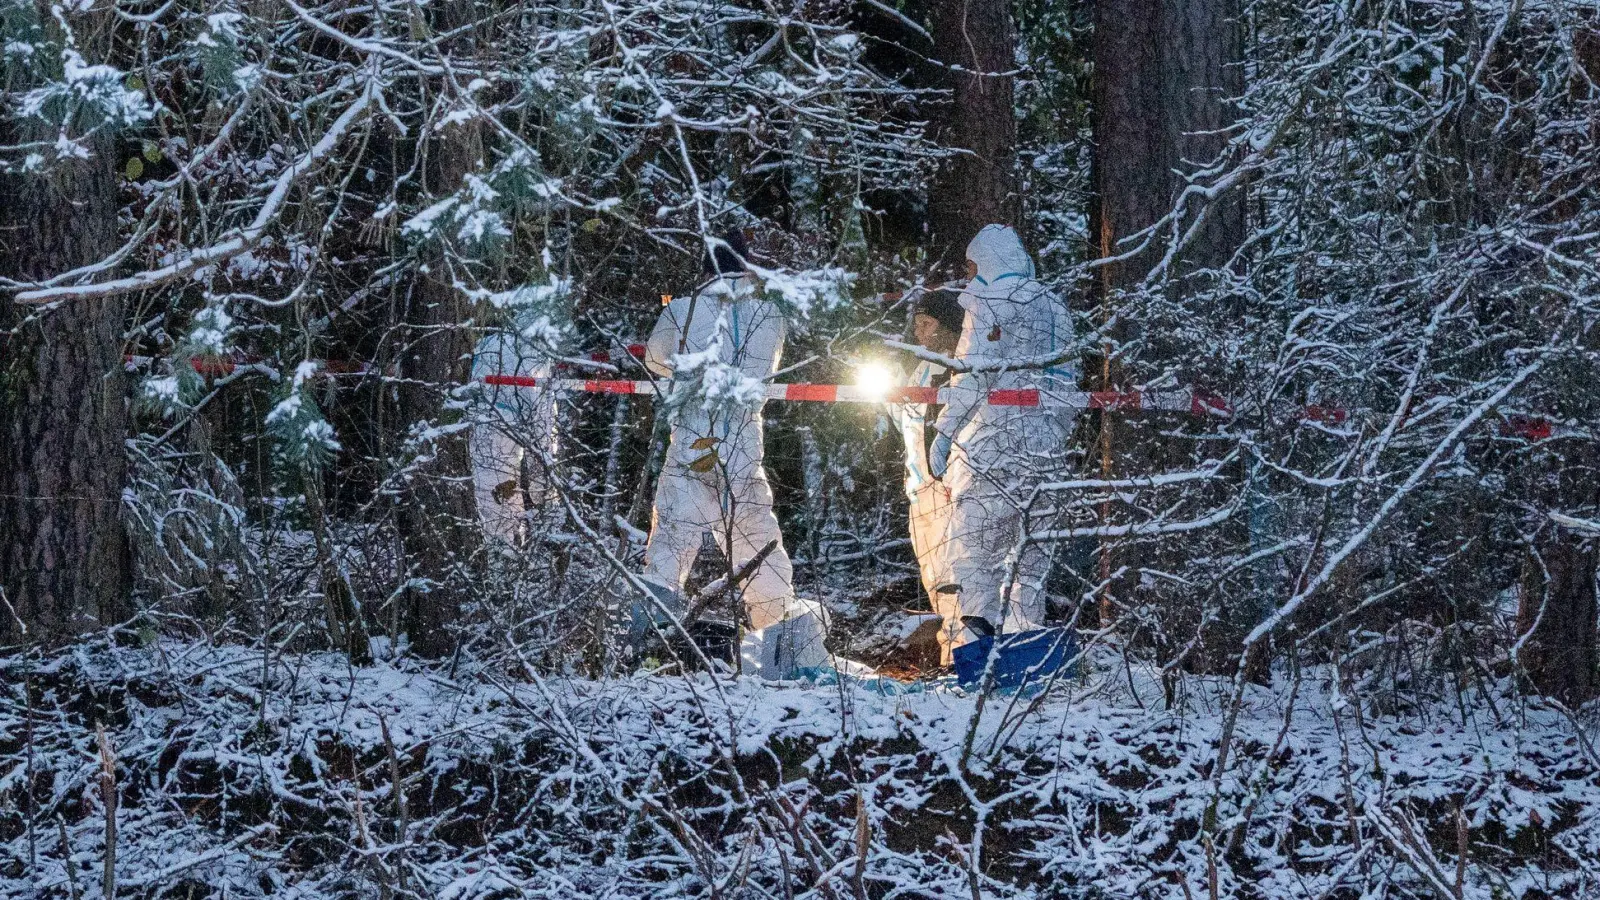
[965, 224, 1035, 288]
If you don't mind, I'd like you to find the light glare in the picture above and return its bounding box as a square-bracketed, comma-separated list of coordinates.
[855, 362, 895, 402]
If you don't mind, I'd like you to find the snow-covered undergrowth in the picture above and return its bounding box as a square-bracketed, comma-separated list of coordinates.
[4, 640, 1598, 899]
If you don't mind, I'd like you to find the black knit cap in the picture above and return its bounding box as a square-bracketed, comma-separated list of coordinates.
[703, 230, 749, 276]
[918, 288, 966, 333]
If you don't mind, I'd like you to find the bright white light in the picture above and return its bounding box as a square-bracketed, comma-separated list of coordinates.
[855, 362, 896, 402]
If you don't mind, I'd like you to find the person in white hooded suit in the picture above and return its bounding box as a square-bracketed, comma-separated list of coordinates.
[470, 320, 558, 544]
[930, 225, 1077, 651]
[638, 234, 831, 677]
[887, 299, 962, 664]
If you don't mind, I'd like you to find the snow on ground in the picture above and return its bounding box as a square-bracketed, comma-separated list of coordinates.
[4, 640, 1599, 898]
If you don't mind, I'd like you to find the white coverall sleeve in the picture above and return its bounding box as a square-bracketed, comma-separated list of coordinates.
[645, 294, 693, 378]
[935, 370, 984, 443]
[896, 361, 943, 493]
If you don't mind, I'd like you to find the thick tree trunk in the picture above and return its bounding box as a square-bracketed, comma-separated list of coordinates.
[928, 0, 1021, 270]
[1161, 0, 1246, 277]
[1518, 438, 1600, 707]
[393, 293, 480, 660]
[1519, 528, 1600, 707]
[392, 54, 485, 659]
[1090, 0, 1170, 292]
[1091, 0, 1243, 290]
[0, 124, 130, 646]
[1089, 0, 1247, 667]
[1510, 30, 1600, 707]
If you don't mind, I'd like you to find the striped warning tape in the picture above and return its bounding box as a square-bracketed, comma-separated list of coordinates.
[483, 375, 1232, 414]
[124, 354, 380, 377]
[123, 351, 1558, 439]
[480, 374, 1560, 438]
[574, 344, 647, 366]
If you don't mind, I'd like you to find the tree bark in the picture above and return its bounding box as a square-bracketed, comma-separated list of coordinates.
[1091, 0, 1243, 292]
[1508, 27, 1600, 707]
[1090, 0, 1170, 293]
[1519, 527, 1600, 707]
[391, 10, 485, 658]
[1089, 0, 1247, 665]
[392, 153, 483, 658]
[1160, 0, 1246, 277]
[928, 0, 1021, 271]
[0, 117, 130, 645]
[1517, 436, 1600, 707]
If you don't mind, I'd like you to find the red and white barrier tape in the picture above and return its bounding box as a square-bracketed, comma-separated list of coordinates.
[122, 352, 1558, 439]
[567, 343, 646, 368]
[124, 354, 380, 377]
[486, 376, 1270, 416]
[479, 374, 1561, 438]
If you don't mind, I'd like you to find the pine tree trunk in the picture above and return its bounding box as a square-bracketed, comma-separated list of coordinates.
[391, 8, 485, 659]
[1090, 0, 1170, 291]
[1519, 529, 1600, 707]
[1507, 27, 1600, 706]
[928, 0, 1021, 270]
[1091, 0, 1243, 288]
[1518, 447, 1600, 707]
[0, 121, 130, 645]
[1090, 0, 1247, 668]
[1160, 0, 1245, 277]
[392, 155, 483, 658]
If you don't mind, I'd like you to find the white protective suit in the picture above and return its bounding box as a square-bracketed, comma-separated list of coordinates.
[641, 272, 830, 675]
[889, 358, 957, 663]
[933, 225, 1077, 643]
[470, 331, 558, 543]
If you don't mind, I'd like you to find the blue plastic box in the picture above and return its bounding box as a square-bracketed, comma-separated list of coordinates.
[953, 627, 1078, 690]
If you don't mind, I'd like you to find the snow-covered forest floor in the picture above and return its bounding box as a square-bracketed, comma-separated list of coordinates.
[5, 638, 1598, 899]
[3, 0, 1599, 895]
